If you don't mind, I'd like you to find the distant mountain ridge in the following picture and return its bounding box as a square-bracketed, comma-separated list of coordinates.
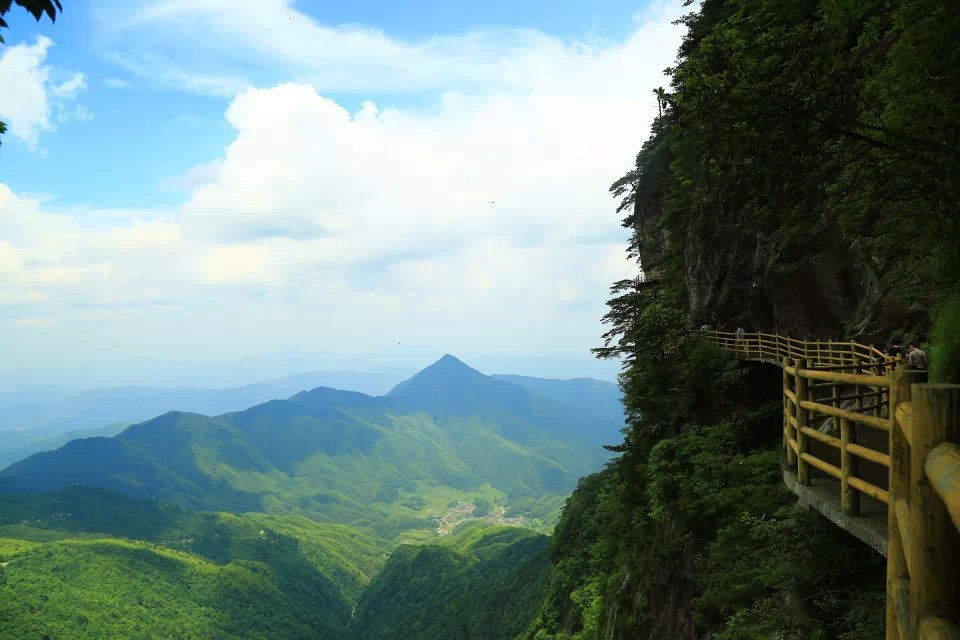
[0, 422, 130, 469]
[0, 369, 410, 436]
[0, 369, 411, 468]
[489, 373, 625, 430]
[0, 356, 623, 536]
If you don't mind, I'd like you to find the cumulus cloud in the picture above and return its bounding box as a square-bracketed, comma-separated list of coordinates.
[2, 3, 684, 374]
[0, 185, 182, 307]
[13, 317, 56, 328]
[95, 0, 680, 98]
[0, 37, 89, 147]
[95, 0, 559, 96]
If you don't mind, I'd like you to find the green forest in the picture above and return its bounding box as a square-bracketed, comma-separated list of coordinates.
[0, 357, 620, 538]
[0, 358, 621, 638]
[2, 0, 959, 638]
[0, 487, 386, 640]
[523, 0, 960, 638]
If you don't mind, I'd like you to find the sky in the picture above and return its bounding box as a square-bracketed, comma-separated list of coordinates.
[0, 0, 686, 389]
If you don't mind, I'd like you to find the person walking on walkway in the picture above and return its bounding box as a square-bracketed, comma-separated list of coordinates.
[906, 341, 928, 370]
[735, 326, 746, 356]
[886, 334, 905, 360]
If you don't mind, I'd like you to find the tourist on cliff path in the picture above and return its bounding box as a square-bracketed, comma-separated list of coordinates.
[906, 341, 928, 370]
[886, 334, 905, 360]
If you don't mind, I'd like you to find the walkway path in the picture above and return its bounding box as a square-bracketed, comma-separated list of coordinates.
[697, 330, 960, 640]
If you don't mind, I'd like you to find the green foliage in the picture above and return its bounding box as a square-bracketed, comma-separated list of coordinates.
[0, 0, 60, 44]
[0, 487, 393, 639]
[597, 297, 745, 446]
[352, 524, 550, 640]
[1, 362, 621, 539]
[0, 0, 62, 145]
[645, 422, 780, 526]
[698, 510, 884, 640]
[1, 539, 332, 640]
[930, 293, 960, 384]
[473, 497, 491, 517]
[534, 3, 960, 633]
[527, 291, 884, 639]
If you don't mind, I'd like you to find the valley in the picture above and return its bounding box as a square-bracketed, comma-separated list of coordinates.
[3, 0, 948, 637]
[433, 501, 524, 536]
[0, 357, 623, 639]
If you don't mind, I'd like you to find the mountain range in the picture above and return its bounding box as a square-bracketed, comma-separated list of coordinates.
[0, 355, 624, 537]
[0, 369, 413, 468]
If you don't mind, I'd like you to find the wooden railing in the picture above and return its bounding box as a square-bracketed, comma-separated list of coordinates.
[633, 269, 665, 288]
[697, 331, 960, 640]
[699, 330, 890, 368]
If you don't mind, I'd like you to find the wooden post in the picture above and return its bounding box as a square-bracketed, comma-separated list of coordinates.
[908, 384, 960, 638]
[784, 357, 796, 466]
[833, 383, 841, 434]
[855, 358, 864, 414]
[796, 358, 811, 485]
[840, 416, 860, 516]
[886, 365, 918, 640]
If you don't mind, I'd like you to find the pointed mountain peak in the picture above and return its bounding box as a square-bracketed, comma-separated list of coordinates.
[386, 355, 488, 399]
[431, 354, 474, 371]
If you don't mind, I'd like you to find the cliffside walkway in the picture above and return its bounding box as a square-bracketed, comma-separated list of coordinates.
[697, 331, 960, 640]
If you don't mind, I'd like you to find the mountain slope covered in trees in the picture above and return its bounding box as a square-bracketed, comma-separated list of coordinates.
[0, 356, 621, 538]
[0, 487, 389, 640]
[352, 523, 550, 640]
[523, 0, 960, 638]
[5, 1, 959, 638]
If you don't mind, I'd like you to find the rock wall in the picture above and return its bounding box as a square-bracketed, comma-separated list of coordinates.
[635, 203, 925, 344]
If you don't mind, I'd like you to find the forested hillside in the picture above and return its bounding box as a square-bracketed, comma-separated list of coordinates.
[2, 1, 958, 639]
[352, 524, 550, 640]
[0, 360, 620, 640]
[0, 357, 621, 539]
[523, 0, 960, 638]
[0, 487, 388, 640]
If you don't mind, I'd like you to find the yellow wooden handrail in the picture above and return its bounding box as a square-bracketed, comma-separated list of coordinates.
[695, 330, 891, 365]
[925, 443, 960, 533]
[697, 330, 960, 639]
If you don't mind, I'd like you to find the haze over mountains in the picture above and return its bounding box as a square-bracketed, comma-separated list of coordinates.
[0, 356, 623, 535]
[0, 354, 624, 638]
[0, 369, 415, 468]
[0, 356, 624, 640]
[0, 369, 412, 435]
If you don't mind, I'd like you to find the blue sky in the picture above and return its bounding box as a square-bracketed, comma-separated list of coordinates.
[0, 0, 685, 388]
[3, 0, 654, 206]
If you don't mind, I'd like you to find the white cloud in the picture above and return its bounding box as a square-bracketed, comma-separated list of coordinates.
[95, 0, 680, 97]
[2, 3, 684, 376]
[13, 316, 56, 328]
[0, 37, 89, 147]
[52, 72, 86, 97]
[197, 243, 274, 284]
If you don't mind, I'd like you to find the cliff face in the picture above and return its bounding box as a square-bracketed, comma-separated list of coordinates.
[635, 190, 924, 344]
[524, 0, 958, 636]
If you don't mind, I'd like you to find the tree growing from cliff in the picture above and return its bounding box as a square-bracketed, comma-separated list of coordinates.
[0, 0, 63, 145]
[526, 1, 960, 638]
